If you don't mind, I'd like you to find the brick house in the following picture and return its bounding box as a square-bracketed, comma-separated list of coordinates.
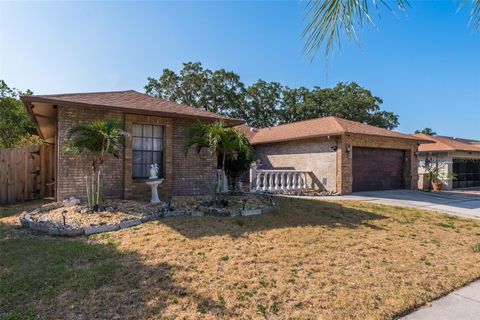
[415, 134, 480, 190]
[22, 90, 243, 201]
[237, 117, 432, 194]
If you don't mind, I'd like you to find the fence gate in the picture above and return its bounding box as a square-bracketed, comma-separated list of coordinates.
[0, 144, 55, 204]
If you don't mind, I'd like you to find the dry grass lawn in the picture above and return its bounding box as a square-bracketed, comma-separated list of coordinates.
[1, 197, 480, 319]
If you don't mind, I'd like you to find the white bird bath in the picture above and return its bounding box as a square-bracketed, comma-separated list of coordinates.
[145, 179, 164, 204]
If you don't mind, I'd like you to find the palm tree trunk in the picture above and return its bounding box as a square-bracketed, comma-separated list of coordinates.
[220, 153, 226, 195]
[96, 169, 101, 205]
[85, 175, 91, 208]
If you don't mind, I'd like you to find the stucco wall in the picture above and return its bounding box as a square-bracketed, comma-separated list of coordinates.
[254, 137, 338, 191]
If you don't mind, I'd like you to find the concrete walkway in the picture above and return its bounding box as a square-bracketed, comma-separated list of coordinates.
[401, 280, 480, 320]
[319, 189, 480, 219]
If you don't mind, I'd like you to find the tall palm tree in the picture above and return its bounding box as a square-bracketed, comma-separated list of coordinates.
[304, 0, 480, 59]
[183, 120, 253, 196]
[62, 119, 128, 208]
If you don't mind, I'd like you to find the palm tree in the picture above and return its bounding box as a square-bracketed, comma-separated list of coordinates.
[304, 0, 480, 59]
[183, 120, 253, 196]
[61, 119, 128, 209]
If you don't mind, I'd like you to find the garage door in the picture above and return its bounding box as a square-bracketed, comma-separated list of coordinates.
[352, 147, 405, 192]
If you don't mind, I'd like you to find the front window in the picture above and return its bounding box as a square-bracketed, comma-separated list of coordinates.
[132, 124, 164, 179]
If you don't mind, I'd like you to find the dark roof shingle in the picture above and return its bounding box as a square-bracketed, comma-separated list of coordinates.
[22, 90, 243, 125]
[237, 116, 430, 145]
[415, 134, 480, 152]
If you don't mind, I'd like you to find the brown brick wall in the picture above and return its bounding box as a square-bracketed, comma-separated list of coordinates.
[254, 137, 338, 191]
[56, 106, 124, 200]
[56, 106, 216, 201]
[172, 118, 217, 196]
[337, 135, 420, 194]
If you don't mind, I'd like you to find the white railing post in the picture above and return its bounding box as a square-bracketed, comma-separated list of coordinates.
[248, 169, 312, 193]
[256, 172, 261, 191]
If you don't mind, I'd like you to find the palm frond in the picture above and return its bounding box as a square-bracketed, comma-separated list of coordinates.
[303, 0, 408, 60]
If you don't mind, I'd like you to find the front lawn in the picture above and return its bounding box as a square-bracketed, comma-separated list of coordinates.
[1, 197, 480, 319]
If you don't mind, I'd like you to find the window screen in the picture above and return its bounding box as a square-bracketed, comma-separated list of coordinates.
[132, 124, 164, 179]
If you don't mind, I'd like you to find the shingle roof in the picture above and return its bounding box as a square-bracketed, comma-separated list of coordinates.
[237, 116, 430, 145]
[22, 90, 243, 125]
[415, 134, 480, 152]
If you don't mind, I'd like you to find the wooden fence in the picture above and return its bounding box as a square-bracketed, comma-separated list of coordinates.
[0, 144, 55, 204]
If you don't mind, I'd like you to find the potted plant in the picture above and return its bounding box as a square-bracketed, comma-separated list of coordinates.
[430, 172, 445, 191]
[420, 155, 456, 192]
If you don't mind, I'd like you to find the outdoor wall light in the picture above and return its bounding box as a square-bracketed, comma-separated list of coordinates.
[345, 144, 351, 153]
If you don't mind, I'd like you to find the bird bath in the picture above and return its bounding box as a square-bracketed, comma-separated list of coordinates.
[145, 179, 164, 204]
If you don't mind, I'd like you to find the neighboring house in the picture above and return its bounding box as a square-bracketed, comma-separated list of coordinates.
[415, 134, 480, 189]
[22, 90, 242, 201]
[237, 117, 431, 194]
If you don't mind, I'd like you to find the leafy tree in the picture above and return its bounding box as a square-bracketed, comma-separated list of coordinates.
[303, 0, 480, 59]
[61, 119, 128, 209]
[145, 62, 245, 114]
[145, 62, 399, 129]
[415, 128, 437, 136]
[235, 80, 283, 128]
[279, 82, 399, 129]
[183, 120, 253, 197]
[278, 86, 310, 124]
[0, 80, 38, 148]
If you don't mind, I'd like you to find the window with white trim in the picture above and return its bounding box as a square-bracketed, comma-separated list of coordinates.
[132, 124, 164, 179]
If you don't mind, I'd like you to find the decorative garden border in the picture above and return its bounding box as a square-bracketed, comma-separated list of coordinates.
[19, 199, 278, 237]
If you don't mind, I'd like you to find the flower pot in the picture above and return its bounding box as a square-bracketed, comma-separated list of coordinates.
[432, 182, 443, 191]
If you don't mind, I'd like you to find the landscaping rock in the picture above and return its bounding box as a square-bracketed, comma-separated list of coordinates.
[241, 208, 263, 216]
[164, 210, 188, 217]
[191, 210, 204, 217]
[85, 224, 120, 236]
[63, 196, 81, 207]
[41, 202, 62, 211]
[230, 209, 242, 217]
[261, 206, 277, 214]
[30, 208, 42, 214]
[141, 213, 159, 223]
[80, 207, 92, 214]
[119, 218, 142, 229]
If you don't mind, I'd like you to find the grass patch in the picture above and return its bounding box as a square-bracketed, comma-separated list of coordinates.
[473, 243, 480, 253]
[0, 236, 122, 318]
[1, 197, 480, 319]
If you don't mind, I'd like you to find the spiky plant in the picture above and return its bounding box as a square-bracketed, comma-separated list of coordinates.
[183, 120, 253, 197]
[61, 119, 128, 209]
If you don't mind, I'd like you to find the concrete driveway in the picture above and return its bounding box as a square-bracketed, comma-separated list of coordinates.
[326, 189, 480, 219]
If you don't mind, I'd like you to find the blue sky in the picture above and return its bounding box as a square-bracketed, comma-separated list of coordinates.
[1, 1, 479, 138]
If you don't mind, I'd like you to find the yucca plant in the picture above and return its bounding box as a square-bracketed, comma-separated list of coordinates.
[61, 119, 128, 209]
[183, 120, 253, 198]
